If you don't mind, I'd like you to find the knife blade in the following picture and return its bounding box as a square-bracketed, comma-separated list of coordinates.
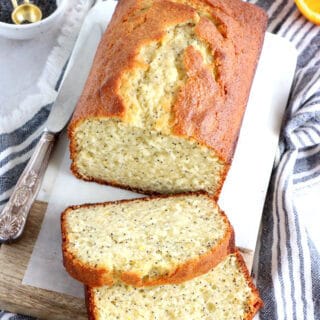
[46, 24, 102, 133]
[0, 22, 103, 243]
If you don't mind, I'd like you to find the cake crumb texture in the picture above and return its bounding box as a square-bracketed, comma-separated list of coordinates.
[86, 252, 263, 320]
[62, 193, 234, 287]
[68, 0, 267, 196]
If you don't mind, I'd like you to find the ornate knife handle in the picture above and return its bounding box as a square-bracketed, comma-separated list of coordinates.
[0, 131, 56, 243]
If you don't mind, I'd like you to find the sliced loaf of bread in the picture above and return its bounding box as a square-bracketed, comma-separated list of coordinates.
[61, 193, 234, 287]
[86, 251, 262, 320]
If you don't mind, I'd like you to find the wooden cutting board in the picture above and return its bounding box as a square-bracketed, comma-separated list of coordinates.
[0, 201, 252, 320]
[0, 201, 87, 320]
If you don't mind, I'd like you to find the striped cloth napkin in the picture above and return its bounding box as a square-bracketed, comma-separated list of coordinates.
[1, 0, 319, 319]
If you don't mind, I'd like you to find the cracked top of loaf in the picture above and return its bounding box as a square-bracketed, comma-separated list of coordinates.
[69, 0, 267, 163]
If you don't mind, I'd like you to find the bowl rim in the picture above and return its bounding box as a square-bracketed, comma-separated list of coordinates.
[0, 0, 68, 29]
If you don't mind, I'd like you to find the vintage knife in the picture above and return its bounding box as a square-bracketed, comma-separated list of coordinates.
[0, 23, 103, 243]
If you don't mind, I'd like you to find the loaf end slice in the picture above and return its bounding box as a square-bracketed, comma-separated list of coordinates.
[61, 193, 234, 287]
[86, 251, 263, 320]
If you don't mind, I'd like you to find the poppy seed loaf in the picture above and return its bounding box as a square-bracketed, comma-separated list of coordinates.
[68, 0, 267, 198]
[61, 193, 234, 287]
[86, 251, 263, 320]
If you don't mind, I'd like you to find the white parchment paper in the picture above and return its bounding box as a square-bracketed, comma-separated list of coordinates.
[23, 1, 298, 299]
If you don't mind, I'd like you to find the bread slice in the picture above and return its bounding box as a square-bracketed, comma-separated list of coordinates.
[86, 251, 263, 320]
[61, 193, 234, 287]
[68, 0, 267, 199]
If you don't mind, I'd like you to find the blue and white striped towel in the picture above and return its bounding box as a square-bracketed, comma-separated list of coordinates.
[1, 0, 319, 319]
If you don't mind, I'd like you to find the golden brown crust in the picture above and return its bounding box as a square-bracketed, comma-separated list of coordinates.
[85, 250, 263, 320]
[235, 250, 264, 319]
[61, 209, 115, 287]
[61, 192, 235, 287]
[121, 217, 234, 287]
[68, 0, 267, 167]
[85, 285, 98, 320]
[173, 0, 267, 162]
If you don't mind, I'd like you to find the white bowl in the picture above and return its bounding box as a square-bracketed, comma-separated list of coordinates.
[0, 0, 68, 40]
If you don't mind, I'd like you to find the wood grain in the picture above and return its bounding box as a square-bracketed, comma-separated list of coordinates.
[0, 201, 87, 320]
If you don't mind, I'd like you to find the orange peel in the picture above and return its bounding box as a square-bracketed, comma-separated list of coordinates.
[295, 0, 320, 25]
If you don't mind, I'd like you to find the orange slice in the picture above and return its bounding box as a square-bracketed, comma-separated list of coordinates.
[295, 0, 320, 25]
